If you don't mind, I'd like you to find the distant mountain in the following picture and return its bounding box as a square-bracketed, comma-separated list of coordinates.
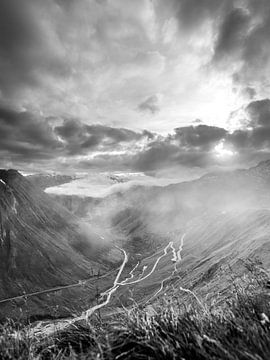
[0, 169, 116, 319]
[45, 171, 175, 197]
[27, 173, 75, 190]
[113, 159, 270, 231]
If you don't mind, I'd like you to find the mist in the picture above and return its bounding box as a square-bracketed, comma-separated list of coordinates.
[66, 162, 270, 256]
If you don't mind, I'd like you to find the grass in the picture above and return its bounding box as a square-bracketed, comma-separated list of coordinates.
[1, 265, 270, 360]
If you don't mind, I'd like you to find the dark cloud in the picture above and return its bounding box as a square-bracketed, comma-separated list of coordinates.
[246, 99, 270, 127]
[0, 106, 159, 170]
[0, 107, 157, 170]
[133, 142, 179, 171]
[85, 124, 147, 143]
[168, 0, 230, 31]
[240, 2, 270, 78]
[133, 104, 270, 172]
[0, 106, 62, 162]
[54, 0, 76, 9]
[132, 124, 228, 171]
[209, 1, 270, 90]
[2, 100, 270, 173]
[227, 127, 270, 151]
[55, 119, 154, 155]
[0, 106, 230, 171]
[227, 129, 249, 150]
[138, 95, 160, 114]
[133, 143, 213, 172]
[214, 7, 250, 60]
[67, 124, 229, 172]
[241, 87, 256, 100]
[226, 98, 270, 150]
[0, 0, 69, 98]
[173, 125, 227, 150]
[251, 127, 270, 148]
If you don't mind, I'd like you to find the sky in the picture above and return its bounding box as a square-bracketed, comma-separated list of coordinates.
[1, 0, 270, 176]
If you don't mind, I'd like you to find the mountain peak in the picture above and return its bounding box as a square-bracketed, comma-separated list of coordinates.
[0, 169, 22, 185]
[253, 159, 270, 168]
[249, 159, 270, 176]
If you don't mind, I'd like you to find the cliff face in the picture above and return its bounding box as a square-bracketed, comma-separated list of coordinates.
[0, 170, 108, 303]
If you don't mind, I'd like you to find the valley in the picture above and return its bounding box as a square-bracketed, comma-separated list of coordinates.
[1, 162, 270, 341]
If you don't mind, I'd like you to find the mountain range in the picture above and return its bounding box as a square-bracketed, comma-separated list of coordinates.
[1, 161, 270, 321]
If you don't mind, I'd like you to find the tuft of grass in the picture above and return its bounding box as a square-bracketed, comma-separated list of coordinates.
[1, 267, 270, 360]
[0, 319, 33, 360]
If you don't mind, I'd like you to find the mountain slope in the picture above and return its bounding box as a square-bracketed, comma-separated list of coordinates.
[2, 161, 270, 322]
[45, 160, 270, 311]
[46, 161, 270, 270]
[91, 160, 270, 239]
[0, 169, 114, 319]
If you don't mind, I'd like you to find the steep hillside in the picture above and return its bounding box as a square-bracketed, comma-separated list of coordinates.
[110, 208, 270, 310]
[0, 170, 115, 319]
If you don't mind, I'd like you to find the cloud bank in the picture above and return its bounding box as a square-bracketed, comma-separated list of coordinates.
[1, 98, 270, 174]
[1, 1, 270, 174]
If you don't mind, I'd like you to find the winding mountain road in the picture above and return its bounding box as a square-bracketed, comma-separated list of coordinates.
[145, 233, 186, 303]
[29, 232, 193, 337]
[74, 233, 188, 321]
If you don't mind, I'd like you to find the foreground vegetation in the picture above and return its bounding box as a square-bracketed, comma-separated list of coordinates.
[1, 265, 270, 360]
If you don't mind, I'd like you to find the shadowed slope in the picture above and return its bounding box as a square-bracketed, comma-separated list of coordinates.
[0, 170, 110, 313]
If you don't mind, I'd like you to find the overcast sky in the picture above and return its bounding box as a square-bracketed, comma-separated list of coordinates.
[1, 0, 270, 175]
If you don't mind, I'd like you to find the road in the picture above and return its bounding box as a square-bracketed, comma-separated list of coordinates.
[29, 232, 199, 338]
[80, 246, 129, 319]
[145, 233, 186, 303]
[0, 270, 114, 305]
